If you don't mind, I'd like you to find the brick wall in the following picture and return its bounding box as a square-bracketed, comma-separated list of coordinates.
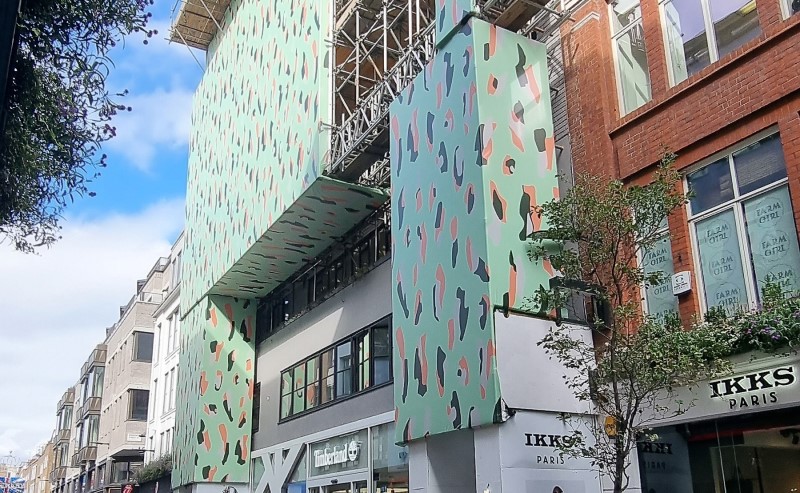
[559, 0, 800, 320]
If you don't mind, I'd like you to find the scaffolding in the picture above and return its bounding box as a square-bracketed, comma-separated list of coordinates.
[327, 0, 576, 187]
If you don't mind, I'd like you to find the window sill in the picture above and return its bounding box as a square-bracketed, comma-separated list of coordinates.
[610, 15, 800, 136]
[277, 380, 393, 424]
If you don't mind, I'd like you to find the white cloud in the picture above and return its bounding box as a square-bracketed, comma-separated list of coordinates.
[105, 86, 195, 172]
[103, 8, 205, 172]
[0, 199, 184, 460]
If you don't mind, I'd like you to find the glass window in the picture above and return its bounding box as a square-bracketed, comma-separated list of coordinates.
[305, 356, 319, 410]
[128, 390, 149, 421]
[687, 158, 734, 213]
[661, 0, 759, 85]
[787, 0, 800, 16]
[320, 349, 335, 405]
[372, 325, 392, 386]
[278, 317, 393, 420]
[612, 0, 651, 114]
[641, 225, 679, 320]
[743, 186, 800, 295]
[710, 0, 760, 59]
[356, 332, 371, 392]
[280, 371, 293, 419]
[688, 133, 798, 312]
[292, 363, 306, 414]
[91, 367, 104, 398]
[695, 209, 749, 311]
[335, 342, 353, 398]
[168, 368, 176, 410]
[371, 422, 409, 493]
[133, 332, 154, 362]
[732, 133, 787, 195]
[638, 407, 800, 493]
[86, 415, 99, 444]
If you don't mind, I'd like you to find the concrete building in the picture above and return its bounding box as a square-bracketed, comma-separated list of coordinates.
[95, 257, 167, 493]
[50, 388, 76, 493]
[144, 232, 185, 462]
[20, 441, 54, 493]
[556, 0, 800, 491]
[71, 344, 107, 493]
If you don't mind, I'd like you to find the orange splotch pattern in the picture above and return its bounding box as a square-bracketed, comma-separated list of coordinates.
[173, 296, 256, 487]
[390, 16, 557, 443]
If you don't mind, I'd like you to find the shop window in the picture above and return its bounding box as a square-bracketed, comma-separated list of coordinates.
[611, 0, 651, 114]
[661, 0, 760, 85]
[279, 317, 392, 421]
[641, 219, 679, 319]
[638, 407, 800, 493]
[687, 132, 800, 312]
[371, 422, 409, 492]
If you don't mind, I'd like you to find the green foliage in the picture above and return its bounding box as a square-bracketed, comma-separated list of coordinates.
[530, 155, 732, 493]
[700, 282, 800, 355]
[133, 454, 172, 484]
[0, 0, 156, 252]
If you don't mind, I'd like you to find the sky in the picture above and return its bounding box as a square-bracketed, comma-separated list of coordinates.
[0, 0, 204, 461]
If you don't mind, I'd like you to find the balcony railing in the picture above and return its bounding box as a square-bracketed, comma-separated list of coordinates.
[80, 345, 107, 378]
[56, 428, 70, 443]
[56, 388, 74, 412]
[77, 445, 97, 464]
[327, 22, 435, 181]
[50, 466, 67, 482]
[79, 396, 102, 417]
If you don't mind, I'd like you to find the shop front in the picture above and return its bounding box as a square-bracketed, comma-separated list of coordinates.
[252, 417, 408, 493]
[636, 353, 800, 493]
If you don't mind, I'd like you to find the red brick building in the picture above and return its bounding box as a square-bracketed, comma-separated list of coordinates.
[560, 0, 800, 321]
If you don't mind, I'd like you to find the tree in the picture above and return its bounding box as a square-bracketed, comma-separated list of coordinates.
[0, 0, 157, 252]
[529, 156, 733, 493]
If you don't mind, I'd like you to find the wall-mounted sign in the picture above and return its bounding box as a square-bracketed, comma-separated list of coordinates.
[308, 430, 367, 477]
[312, 440, 360, 468]
[644, 357, 800, 425]
[498, 411, 595, 471]
[708, 364, 795, 411]
[671, 271, 691, 295]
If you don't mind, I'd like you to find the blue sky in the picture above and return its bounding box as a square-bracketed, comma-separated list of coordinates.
[0, 0, 203, 459]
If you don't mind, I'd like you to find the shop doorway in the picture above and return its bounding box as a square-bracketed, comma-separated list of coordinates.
[308, 479, 368, 493]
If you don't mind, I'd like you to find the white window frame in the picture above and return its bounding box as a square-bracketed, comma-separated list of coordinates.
[685, 128, 790, 314]
[659, 0, 758, 86]
[780, 0, 799, 18]
[609, 0, 652, 115]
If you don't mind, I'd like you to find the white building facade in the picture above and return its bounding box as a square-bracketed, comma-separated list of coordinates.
[145, 232, 184, 463]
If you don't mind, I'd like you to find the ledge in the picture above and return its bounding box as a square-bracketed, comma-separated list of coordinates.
[209, 176, 388, 299]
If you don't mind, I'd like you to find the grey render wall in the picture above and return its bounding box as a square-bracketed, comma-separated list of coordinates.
[253, 260, 393, 450]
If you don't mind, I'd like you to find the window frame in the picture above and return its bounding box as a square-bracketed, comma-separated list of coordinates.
[127, 389, 149, 421]
[781, 0, 800, 18]
[278, 316, 393, 422]
[659, 0, 760, 86]
[685, 129, 793, 313]
[131, 331, 154, 363]
[609, 0, 652, 115]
